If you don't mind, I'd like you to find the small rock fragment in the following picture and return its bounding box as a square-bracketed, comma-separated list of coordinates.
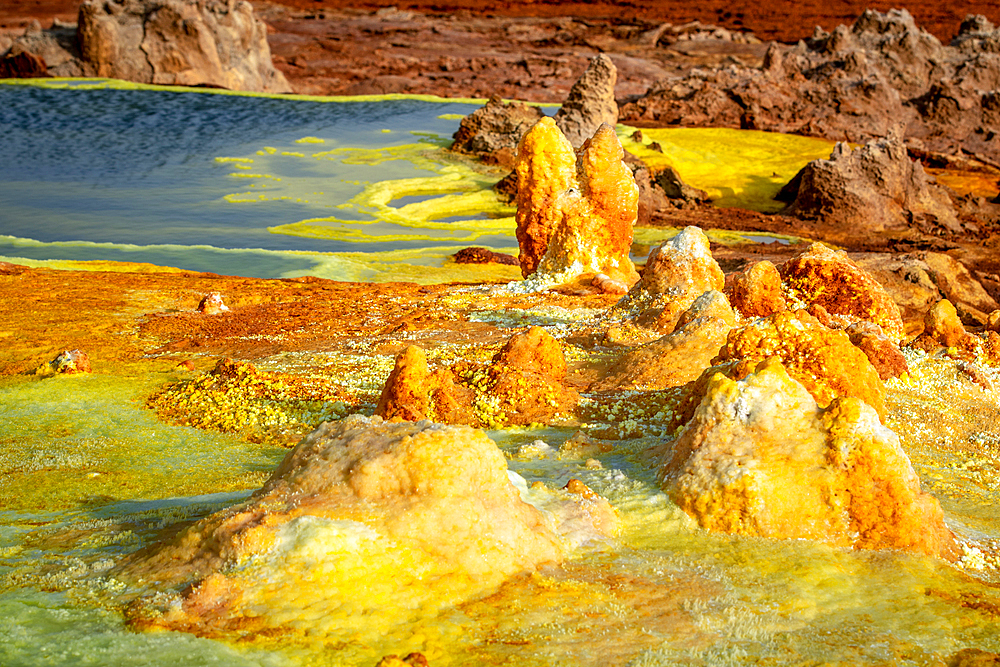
[727, 260, 786, 319]
[197, 292, 230, 314]
[553, 53, 619, 149]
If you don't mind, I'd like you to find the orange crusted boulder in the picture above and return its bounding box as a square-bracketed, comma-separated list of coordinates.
[657, 359, 956, 558]
[726, 260, 786, 319]
[375, 346, 474, 424]
[514, 118, 639, 288]
[780, 243, 905, 341]
[611, 226, 725, 334]
[715, 309, 888, 421]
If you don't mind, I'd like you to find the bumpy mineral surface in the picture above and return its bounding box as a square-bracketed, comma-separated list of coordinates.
[118, 416, 615, 637]
[658, 359, 957, 558]
[514, 118, 639, 289]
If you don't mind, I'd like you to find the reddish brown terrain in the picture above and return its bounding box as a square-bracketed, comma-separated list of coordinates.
[2, 0, 999, 100]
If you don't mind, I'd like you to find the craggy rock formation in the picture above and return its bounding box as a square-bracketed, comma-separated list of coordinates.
[450, 95, 547, 168]
[782, 138, 960, 235]
[846, 322, 910, 381]
[4, 0, 291, 92]
[118, 416, 615, 636]
[657, 359, 956, 558]
[620, 9, 1000, 164]
[376, 327, 577, 428]
[552, 53, 619, 149]
[609, 226, 724, 334]
[780, 243, 906, 342]
[911, 298, 980, 353]
[514, 118, 639, 288]
[726, 260, 786, 319]
[592, 291, 734, 391]
[920, 251, 1000, 322]
[715, 309, 888, 421]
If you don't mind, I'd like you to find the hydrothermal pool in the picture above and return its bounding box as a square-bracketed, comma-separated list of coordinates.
[2, 80, 999, 667]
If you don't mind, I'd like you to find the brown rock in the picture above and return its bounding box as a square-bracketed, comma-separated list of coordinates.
[780, 243, 905, 341]
[76, 0, 291, 92]
[450, 95, 546, 167]
[853, 254, 942, 336]
[657, 358, 956, 558]
[515, 119, 639, 287]
[785, 138, 960, 235]
[920, 252, 1000, 322]
[988, 310, 1000, 332]
[591, 313, 731, 391]
[0, 50, 48, 78]
[716, 309, 888, 420]
[39, 348, 92, 375]
[553, 53, 619, 149]
[611, 226, 725, 334]
[452, 247, 518, 265]
[846, 322, 909, 380]
[726, 260, 786, 319]
[947, 648, 1000, 667]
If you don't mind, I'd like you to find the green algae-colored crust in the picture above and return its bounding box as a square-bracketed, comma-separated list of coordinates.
[617, 125, 838, 213]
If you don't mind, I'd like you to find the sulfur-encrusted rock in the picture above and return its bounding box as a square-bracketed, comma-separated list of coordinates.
[846, 322, 909, 380]
[657, 359, 956, 558]
[375, 346, 474, 424]
[911, 299, 979, 354]
[726, 260, 786, 319]
[197, 292, 229, 314]
[716, 309, 888, 420]
[36, 349, 92, 375]
[591, 313, 731, 392]
[375, 328, 576, 428]
[780, 242, 905, 341]
[553, 53, 619, 150]
[610, 226, 724, 334]
[514, 119, 638, 288]
[118, 416, 615, 637]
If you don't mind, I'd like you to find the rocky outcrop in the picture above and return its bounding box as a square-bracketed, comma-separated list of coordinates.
[592, 292, 734, 392]
[375, 327, 577, 428]
[780, 243, 906, 342]
[610, 226, 724, 335]
[552, 53, 619, 149]
[514, 118, 639, 288]
[620, 9, 1000, 165]
[450, 95, 547, 168]
[715, 309, 888, 421]
[118, 416, 614, 636]
[657, 358, 956, 558]
[726, 260, 785, 319]
[782, 138, 959, 235]
[3, 0, 290, 93]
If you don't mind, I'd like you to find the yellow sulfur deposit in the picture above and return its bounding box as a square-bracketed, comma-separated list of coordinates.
[118, 417, 615, 646]
[659, 358, 956, 558]
[515, 119, 639, 288]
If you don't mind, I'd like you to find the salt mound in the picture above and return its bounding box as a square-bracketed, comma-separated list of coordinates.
[118, 416, 613, 638]
[658, 358, 956, 558]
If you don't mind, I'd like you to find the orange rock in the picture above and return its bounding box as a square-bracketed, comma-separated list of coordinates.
[727, 260, 786, 319]
[486, 326, 578, 426]
[658, 358, 956, 558]
[37, 348, 92, 375]
[715, 309, 888, 420]
[911, 298, 979, 354]
[780, 243, 905, 341]
[846, 323, 909, 380]
[514, 118, 639, 287]
[375, 346, 474, 424]
[592, 293, 734, 391]
[611, 226, 725, 334]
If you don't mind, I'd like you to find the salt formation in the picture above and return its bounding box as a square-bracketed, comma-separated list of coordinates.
[119, 416, 614, 637]
[376, 326, 577, 427]
[514, 118, 639, 290]
[783, 138, 959, 235]
[716, 309, 888, 421]
[5, 0, 291, 92]
[196, 292, 229, 314]
[592, 291, 734, 391]
[658, 359, 957, 558]
[609, 226, 724, 334]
